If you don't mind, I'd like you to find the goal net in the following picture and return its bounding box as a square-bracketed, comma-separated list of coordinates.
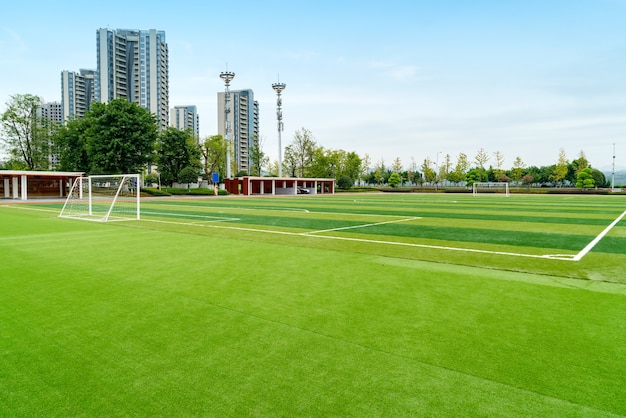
[59, 174, 140, 221]
[472, 182, 510, 196]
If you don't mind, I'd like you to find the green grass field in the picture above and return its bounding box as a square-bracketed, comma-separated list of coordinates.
[1, 193, 625, 416]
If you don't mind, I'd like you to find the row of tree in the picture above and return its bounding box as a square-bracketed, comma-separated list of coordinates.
[363, 150, 608, 189]
[0, 93, 609, 189]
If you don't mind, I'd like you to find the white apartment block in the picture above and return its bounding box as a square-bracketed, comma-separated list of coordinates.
[96, 28, 169, 130]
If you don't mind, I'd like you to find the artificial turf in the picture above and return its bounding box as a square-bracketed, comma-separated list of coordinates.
[1, 193, 625, 416]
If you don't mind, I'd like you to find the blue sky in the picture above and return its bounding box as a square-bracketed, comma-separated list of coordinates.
[1, 0, 625, 170]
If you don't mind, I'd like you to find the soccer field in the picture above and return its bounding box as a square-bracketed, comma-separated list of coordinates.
[1, 193, 625, 416]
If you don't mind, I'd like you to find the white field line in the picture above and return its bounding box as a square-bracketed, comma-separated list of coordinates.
[304, 217, 420, 235]
[138, 218, 578, 261]
[141, 210, 239, 223]
[1, 205, 59, 214]
[572, 209, 626, 261]
[150, 203, 310, 213]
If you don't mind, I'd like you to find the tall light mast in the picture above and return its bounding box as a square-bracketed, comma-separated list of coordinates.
[612, 142, 616, 192]
[272, 80, 286, 177]
[220, 70, 235, 179]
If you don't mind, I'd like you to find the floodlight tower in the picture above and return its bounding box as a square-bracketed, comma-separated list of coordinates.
[220, 70, 235, 179]
[612, 142, 616, 192]
[272, 80, 286, 177]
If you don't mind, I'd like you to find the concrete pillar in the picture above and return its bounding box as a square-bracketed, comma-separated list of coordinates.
[12, 177, 18, 199]
[260, 181, 264, 195]
[3, 178, 9, 198]
[21, 175, 28, 200]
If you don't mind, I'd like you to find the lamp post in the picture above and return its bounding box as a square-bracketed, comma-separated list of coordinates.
[435, 152, 441, 191]
[272, 81, 286, 177]
[612, 142, 616, 192]
[220, 70, 235, 179]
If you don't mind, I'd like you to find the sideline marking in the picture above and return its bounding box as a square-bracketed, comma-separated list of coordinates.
[142, 210, 239, 222]
[0, 205, 59, 214]
[151, 203, 310, 213]
[572, 209, 626, 261]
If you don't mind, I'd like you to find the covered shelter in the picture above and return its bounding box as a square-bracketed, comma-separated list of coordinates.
[0, 170, 84, 200]
[224, 176, 335, 196]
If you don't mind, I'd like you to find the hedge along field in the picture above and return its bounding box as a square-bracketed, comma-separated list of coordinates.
[1, 193, 625, 416]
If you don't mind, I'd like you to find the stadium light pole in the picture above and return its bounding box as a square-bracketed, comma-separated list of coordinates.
[435, 152, 441, 191]
[220, 70, 235, 179]
[272, 80, 286, 178]
[612, 142, 616, 192]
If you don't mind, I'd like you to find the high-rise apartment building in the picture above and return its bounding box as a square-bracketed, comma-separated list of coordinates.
[170, 105, 200, 139]
[61, 69, 96, 121]
[37, 102, 63, 125]
[95, 28, 169, 130]
[37, 102, 63, 168]
[217, 89, 259, 174]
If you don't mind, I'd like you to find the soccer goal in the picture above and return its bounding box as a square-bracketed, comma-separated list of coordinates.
[472, 182, 510, 196]
[59, 174, 140, 221]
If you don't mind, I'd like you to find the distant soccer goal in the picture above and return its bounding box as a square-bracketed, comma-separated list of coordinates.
[59, 174, 140, 221]
[472, 182, 510, 196]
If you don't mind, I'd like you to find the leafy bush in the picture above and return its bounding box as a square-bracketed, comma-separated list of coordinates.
[141, 188, 171, 196]
[160, 187, 229, 196]
[337, 176, 353, 190]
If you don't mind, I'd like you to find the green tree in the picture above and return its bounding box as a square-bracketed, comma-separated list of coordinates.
[0, 159, 29, 170]
[391, 157, 403, 173]
[373, 158, 386, 185]
[200, 135, 226, 182]
[249, 135, 269, 176]
[493, 151, 505, 181]
[359, 153, 371, 185]
[178, 166, 199, 189]
[406, 157, 418, 185]
[309, 147, 340, 178]
[474, 148, 489, 181]
[465, 168, 482, 187]
[337, 176, 353, 189]
[448, 153, 469, 184]
[388, 172, 401, 188]
[53, 117, 90, 172]
[438, 153, 452, 185]
[341, 151, 362, 183]
[1, 94, 52, 170]
[510, 156, 525, 184]
[85, 99, 157, 174]
[267, 160, 280, 177]
[420, 158, 436, 185]
[522, 173, 534, 189]
[285, 128, 317, 177]
[591, 168, 607, 188]
[157, 128, 201, 186]
[551, 149, 568, 187]
[576, 167, 595, 188]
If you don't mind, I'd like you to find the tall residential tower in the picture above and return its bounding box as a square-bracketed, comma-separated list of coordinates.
[217, 89, 259, 175]
[61, 69, 96, 121]
[95, 28, 169, 129]
[170, 105, 200, 140]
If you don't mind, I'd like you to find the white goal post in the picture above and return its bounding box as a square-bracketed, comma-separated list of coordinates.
[59, 174, 140, 221]
[472, 182, 510, 196]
